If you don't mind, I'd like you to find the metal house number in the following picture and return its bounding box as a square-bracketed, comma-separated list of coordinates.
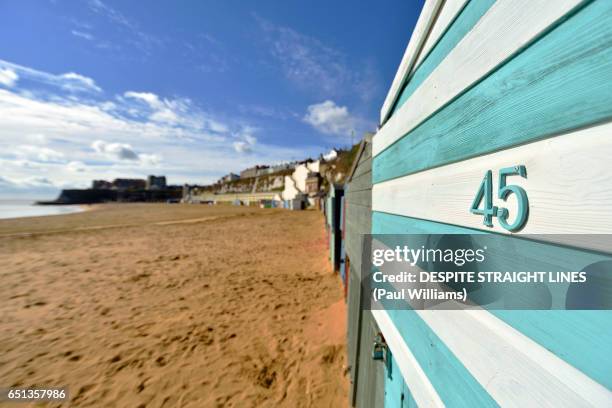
[470, 165, 529, 232]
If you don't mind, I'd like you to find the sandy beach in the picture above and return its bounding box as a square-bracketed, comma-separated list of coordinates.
[0, 204, 348, 407]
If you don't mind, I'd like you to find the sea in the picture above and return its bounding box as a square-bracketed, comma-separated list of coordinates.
[0, 199, 84, 220]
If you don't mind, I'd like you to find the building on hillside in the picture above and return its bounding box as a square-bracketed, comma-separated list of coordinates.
[281, 160, 321, 208]
[240, 165, 270, 179]
[269, 162, 296, 173]
[112, 178, 146, 191]
[92, 180, 112, 190]
[146, 175, 167, 190]
[305, 173, 322, 194]
[220, 173, 240, 183]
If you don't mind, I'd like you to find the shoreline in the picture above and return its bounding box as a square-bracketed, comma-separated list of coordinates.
[0, 200, 88, 221]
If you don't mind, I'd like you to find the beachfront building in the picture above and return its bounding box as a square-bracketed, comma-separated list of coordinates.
[111, 178, 146, 191]
[305, 173, 321, 194]
[346, 0, 612, 407]
[92, 179, 112, 190]
[219, 173, 240, 183]
[240, 165, 271, 179]
[281, 160, 321, 208]
[146, 175, 167, 190]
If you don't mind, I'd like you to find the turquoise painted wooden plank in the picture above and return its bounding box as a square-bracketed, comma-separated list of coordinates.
[373, 211, 612, 389]
[374, 0, 612, 183]
[390, 0, 496, 116]
[383, 353, 419, 407]
[386, 307, 498, 407]
[384, 353, 404, 407]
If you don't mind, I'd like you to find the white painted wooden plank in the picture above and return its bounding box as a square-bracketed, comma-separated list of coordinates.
[373, 241, 612, 407]
[379, 0, 443, 125]
[373, 122, 612, 243]
[374, 0, 584, 156]
[412, 0, 469, 72]
[417, 309, 612, 407]
[371, 309, 445, 408]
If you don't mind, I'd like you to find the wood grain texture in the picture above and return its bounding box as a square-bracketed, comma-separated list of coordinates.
[372, 309, 446, 408]
[375, 239, 611, 407]
[375, 0, 612, 182]
[345, 171, 371, 193]
[372, 212, 612, 389]
[351, 155, 372, 180]
[373, 122, 612, 240]
[346, 265, 362, 405]
[411, 0, 470, 73]
[391, 0, 495, 116]
[345, 140, 375, 406]
[373, 0, 585, 157]
[416, 309, 611, 407]
[379, 0, 444, 124]
[355, 311, 386, 408]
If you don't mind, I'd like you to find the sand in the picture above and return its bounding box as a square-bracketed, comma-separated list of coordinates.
[0, 204, 348, 407]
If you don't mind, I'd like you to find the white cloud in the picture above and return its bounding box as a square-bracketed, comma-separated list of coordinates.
[67, 161, 87, 172]
[138, 153, 160, 166]
[16, 145, 64, 162]
[124, 91, 182, 125]
[61, 72, 102, 92]
[71, 30, 94, 41]
[92, 140, 140, 161]
[124, 91, 162, 108]
[88, 0, 162, 54]
[232, 126, 258, 153]
[206, 119, 229, 133]
[256, 15, 380, 102]
[0, 60, 324, 192]
[303, 100, 356, 136]
[25, 133, 47, 144]
[150, 108, 179, 124]
[0, 68, 18, 87]
[91, 139, 161, 166]
[0, 59, 101, 93]
[232, 141, 252, 153]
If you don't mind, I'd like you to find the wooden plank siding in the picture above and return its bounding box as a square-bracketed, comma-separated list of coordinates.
[391, 0, 493, 117]
[374, 0, 586, 156]
[373, 122, 612, 240]
[379, 0, 444, 124]
[344, 137, 384, 407]
[369, 0, 612, 406]
[345, 138, 373, 279]
[410, 0, 470, 75]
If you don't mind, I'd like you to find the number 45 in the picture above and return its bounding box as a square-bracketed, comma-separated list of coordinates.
[470, 165, 529, 232]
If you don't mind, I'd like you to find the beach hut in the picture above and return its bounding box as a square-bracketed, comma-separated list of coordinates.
[343, 134, 386, 407]
[366, 0, 612, 406]
[326, 184, 344, 272]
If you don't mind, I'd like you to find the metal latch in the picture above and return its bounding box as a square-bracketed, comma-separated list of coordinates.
[372, 332, 393, 378]
[372, 333, 387, 360]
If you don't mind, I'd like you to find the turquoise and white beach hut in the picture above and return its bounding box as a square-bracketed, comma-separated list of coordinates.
[364, 0, 612, 406]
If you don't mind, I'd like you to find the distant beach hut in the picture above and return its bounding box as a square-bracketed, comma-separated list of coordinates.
[342, 135, 382, 406]
[325, 184, 344, 272]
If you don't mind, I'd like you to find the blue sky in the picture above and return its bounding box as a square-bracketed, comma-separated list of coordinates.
[0, 0, 423, 198]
